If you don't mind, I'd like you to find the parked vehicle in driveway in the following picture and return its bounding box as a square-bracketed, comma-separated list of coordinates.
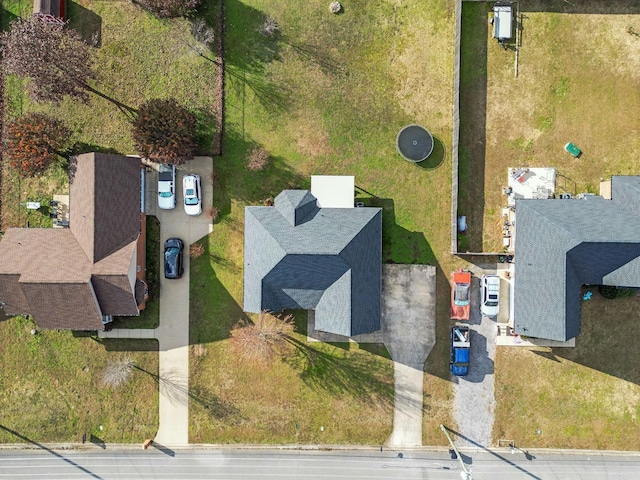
[450, 326, 470, 376]
[480, 274, 500, 317]
[158, 164, 176, 210]
[164, 237, 184, 279]
[450, 270, 472, 321]
[182, 174, 202, 215]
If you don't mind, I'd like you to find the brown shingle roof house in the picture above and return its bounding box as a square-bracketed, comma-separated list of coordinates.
[0, 152, 145, 330]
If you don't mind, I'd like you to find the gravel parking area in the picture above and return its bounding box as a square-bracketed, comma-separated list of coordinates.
[452, 273, 497, 447]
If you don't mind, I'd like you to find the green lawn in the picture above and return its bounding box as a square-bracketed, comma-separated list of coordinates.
[494, 293, 640, 450]
[0, 316, 158, 443]
[189, 0, 458, 445]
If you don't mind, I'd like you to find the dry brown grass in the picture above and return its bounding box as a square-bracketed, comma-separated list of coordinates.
[245, 147, 271, 171]
[192, 343, 207, 358]
[190, 242, 205, 258]
[460, 5, 640, 252]
[494, 293, 640, 450]
[0, 316, 158, 443]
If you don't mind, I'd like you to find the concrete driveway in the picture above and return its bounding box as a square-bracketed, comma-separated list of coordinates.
[382, 264, 436, 447]
[99, 157, 213, 447]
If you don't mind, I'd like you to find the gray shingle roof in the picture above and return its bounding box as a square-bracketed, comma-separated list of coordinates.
[515, 176, 640, 341]
[244, 190, 382, 337]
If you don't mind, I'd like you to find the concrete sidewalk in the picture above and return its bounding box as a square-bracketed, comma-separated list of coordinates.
[99, 157, 213, 447]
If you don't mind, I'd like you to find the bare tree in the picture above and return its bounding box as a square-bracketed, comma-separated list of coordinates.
[205, 205, 219, 220]
[260, 16, 280, 37]
[102, 357, 136, 388]
[230, 312, 295, 367]
[0, 17, 95, 103]
[191, 18, 215, 49]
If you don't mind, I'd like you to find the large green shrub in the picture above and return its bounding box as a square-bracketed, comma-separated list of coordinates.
[598, 285, 637, 299]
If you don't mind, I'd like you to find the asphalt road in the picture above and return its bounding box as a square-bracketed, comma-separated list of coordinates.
[1, 447, 640, 480]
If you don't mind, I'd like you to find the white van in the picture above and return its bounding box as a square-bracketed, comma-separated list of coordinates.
[493, 3, 513, 42]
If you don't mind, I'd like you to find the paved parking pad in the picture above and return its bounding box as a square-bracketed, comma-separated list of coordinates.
[382, 264, 436, 447]
[453, 273, 497, 448]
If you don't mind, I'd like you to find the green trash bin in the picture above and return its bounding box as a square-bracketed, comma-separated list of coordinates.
[564, 142, 582, 158]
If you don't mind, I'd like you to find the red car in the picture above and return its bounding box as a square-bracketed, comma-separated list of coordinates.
[451, 270, 471, 321]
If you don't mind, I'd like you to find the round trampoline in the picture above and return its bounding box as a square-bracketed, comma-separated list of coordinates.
[396, 124, 434, 162]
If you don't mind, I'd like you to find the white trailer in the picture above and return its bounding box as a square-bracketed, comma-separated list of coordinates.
[493, 3, 513, 42]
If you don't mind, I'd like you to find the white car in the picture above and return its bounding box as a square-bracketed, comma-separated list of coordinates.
[183, 174, 202, 215]
[480, 274, 500, 317]
[157, 164, 176, 210]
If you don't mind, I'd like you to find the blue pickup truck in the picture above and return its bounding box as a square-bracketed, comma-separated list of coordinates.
[450, 326, 471, 376]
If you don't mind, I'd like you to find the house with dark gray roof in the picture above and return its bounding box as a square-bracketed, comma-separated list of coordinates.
[244, 189, 382, 337]
[0, 152, 146, 330]
[514, 176, 640, 341]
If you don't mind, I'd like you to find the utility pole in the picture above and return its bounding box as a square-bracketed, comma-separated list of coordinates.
[440, 424, 472, 480]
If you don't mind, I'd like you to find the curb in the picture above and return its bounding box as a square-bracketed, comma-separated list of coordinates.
[1, 443, 639, 458]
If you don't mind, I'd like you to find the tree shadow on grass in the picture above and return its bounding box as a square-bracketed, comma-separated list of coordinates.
[225, 0, 283, 67]
[68, 2, 102, 47]
[64, 142, 121, 159]
[193, 106, 217, 156]
[226, 64, 291, 114]
[134, 365, 241, 421]
[212, 129, 307, 218]
[190, 236, 250, 345]
[281, 37, 347, 77]
[0, 7, 19, 31]
[191, 0, 290, 113]
[284, 336, 394, 406]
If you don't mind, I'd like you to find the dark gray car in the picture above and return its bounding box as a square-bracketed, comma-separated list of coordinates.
[164, 237, 184, 279]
